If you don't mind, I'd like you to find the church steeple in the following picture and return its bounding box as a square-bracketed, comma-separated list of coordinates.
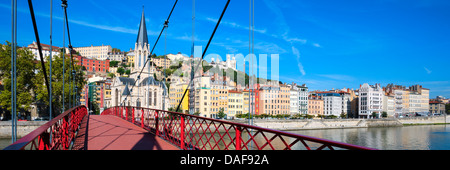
[134, 6, 150, 73]
[136, 7, 148, 47]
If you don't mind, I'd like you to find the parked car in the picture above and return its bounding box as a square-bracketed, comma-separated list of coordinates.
[33, 117, 49, 121]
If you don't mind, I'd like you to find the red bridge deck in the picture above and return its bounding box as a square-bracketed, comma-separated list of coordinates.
[73, 115, 179, 150]
[5, 106, 375, 150]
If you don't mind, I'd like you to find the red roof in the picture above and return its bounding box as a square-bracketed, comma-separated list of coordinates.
[228, 90, 241, 93]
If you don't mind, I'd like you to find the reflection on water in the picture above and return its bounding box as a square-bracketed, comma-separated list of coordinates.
[182, 125, 450, 150]
[289, 125, 450, 150]
[0, 138, 13, 150]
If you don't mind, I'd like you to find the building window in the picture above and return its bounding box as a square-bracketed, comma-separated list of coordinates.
[149, 91, 152, 106]
[136, 99, 141, 107]
[154, 90, 157, 106]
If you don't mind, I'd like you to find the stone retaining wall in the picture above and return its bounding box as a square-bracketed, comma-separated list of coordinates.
[1, 115, 448, 137]
[228, 115, 449, 131]
[0, 121, 47, 138]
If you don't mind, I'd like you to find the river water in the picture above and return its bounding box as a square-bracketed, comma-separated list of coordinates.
[0, 138, 15, 150]
[288, 124, 450, 150]
[1, 125, 449, 150]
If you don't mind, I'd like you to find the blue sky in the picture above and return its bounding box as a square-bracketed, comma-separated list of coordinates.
[1, 0, 450, 98]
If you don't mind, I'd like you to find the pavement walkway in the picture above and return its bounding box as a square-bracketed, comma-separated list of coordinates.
[73, 115, 179, 150]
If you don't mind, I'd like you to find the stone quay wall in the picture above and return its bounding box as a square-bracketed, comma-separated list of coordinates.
[229, 115, 450, 131]
[1, 116, 449, 137]
[0, 121, 47, 138]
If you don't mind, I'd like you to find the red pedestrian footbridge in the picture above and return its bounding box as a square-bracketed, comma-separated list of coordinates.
[4, 105, 376, 150]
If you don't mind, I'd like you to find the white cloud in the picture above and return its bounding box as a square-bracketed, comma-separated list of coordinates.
[175, 33, 205, 42]
[65, 18, 160, 36]
[317, 74, 356, 81]
[424, 67, 432, 74]
[262, 0, 323, 50]
[67, 18, 137, 34]
[205, 17, 267, 34]
[281, 31, 307, 44]
[283, 36, 307, 44]
[291, 46, 306, 76]
[0, 2, 151, 35]
[255, 42, 287, 54]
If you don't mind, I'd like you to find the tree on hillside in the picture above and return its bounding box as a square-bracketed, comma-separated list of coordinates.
[0, 41, 37, 116]
[108, 72, 115, 78]
[112, 48, 121, 53]
[117, 67, 125, 76]
[34, 52, 86, 114]
[109, 61, 119, 67]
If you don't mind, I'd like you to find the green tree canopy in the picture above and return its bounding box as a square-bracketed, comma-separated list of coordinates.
[111, 48, 121, 53]
[217, 108, 226, 119]
[34, 52, 86, 114]
[117, 67, 125, 75]
[108, 72, 116, 78]
[446, 103, 450, 114]
[0, 41, 86, 118]
[109, 60, 119, 67]
[0, 41, 36, 113]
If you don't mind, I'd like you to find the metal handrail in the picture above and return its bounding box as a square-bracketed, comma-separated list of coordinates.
[4, 105, 88, 150]
[101, 106, 376, 150]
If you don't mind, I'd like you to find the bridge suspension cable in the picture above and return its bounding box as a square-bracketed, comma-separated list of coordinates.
[121, 0, 179, 107]
[188, 0, 195, 115]
[175, 0, 231, 112]
[248, 0, 255, 150]
[27, 0, 55, 120]
[11, 0, 17, 143]
[62, 1, 66, 113]
[61, 0, 79, 109]
[49, 0, 53, 120]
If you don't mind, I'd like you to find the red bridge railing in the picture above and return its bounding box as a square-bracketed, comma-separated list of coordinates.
[101, 106, 376, 150]
[4, 105, 88, 150]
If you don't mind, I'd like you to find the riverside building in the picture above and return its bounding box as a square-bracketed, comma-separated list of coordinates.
[358, 83, 383, 118]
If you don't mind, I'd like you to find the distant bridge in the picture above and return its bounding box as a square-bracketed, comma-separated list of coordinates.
[4, 105, 376, 150]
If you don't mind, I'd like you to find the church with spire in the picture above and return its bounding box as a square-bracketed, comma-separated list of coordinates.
[110, 7, 168, 109]
[134, 7, 150, 74]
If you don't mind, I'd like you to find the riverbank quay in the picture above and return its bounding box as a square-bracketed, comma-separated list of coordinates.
[0, 121, 47, 138]
[228, 115, 450, 131]
[0, 115, 448, 137]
